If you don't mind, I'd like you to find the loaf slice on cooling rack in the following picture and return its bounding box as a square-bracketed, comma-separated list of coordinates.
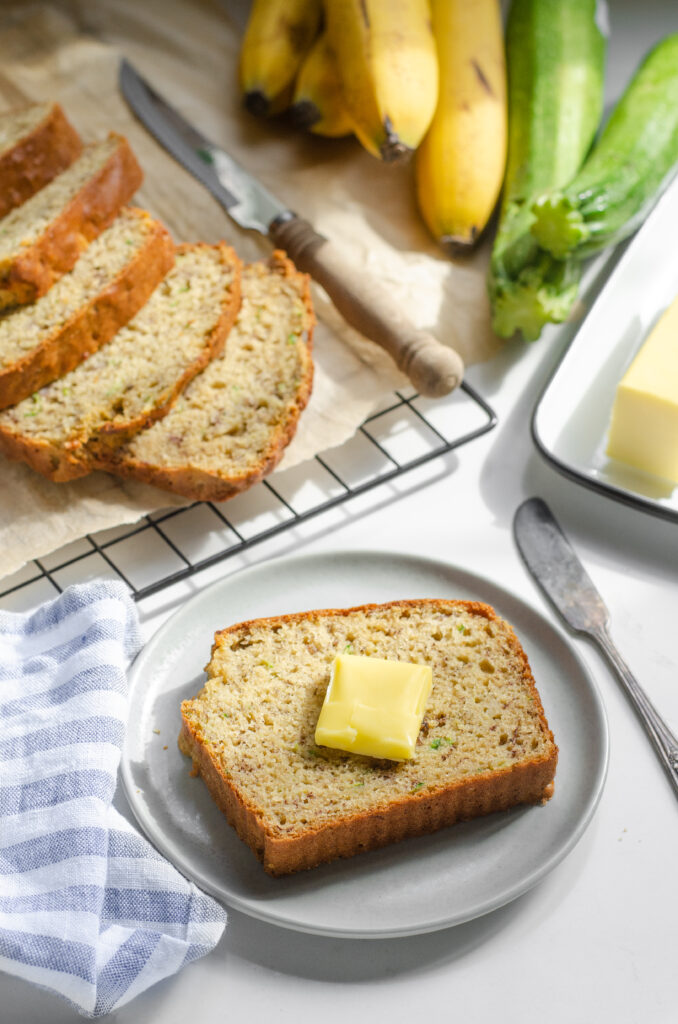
[0, 133, 142, 309]
[0, 207, 175, 410]
[97, 251, 314, 501]
[0, 243, 241, 481]
[179, 599, 558, 875]
[0, 101, 82, 219]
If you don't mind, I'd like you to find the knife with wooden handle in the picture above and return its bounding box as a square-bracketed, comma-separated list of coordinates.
[119, 59, 463, 398]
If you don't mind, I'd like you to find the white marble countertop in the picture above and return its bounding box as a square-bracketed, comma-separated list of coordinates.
[4, 2, 678, 1020]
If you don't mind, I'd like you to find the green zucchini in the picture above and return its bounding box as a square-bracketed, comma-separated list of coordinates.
[531, 34, 678, 259]
[488, 0, 606, 340]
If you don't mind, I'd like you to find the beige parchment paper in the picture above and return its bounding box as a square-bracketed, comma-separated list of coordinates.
[0, 0, 501, 580]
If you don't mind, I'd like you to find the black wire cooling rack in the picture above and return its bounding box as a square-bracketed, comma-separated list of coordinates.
[0, 381, 496, 608]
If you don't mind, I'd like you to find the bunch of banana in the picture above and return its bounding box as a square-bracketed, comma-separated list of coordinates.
[290, 31, 354, 138]
[239, 0, 438, 160]
[322, 0, 438, 161]
[239, 0, 322, 116]
[416, 0, 507, 252]
[237, 0, 507, 252]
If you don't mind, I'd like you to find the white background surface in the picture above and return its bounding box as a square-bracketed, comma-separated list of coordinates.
[4, 0, 678, 1020]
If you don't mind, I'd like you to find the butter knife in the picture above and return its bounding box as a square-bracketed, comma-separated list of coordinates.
[119, 59, 464, 398]
[514, 497, 678, 800]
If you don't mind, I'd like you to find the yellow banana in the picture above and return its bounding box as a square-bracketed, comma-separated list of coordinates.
[239, 0, 322, 117]
[291, 32, 354, 138]
[416, 0, 507, 252]
[324, 0, 438, 161]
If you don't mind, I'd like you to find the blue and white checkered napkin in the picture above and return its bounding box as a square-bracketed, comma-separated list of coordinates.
[0, 581, 227, 1017]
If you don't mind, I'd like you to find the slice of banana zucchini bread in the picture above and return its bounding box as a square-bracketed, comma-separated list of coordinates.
[0, 132, 142, 310]
[0, 102, 82, 218]
[0, 207, 175, 410]
[179, 599, 558, 875]
[97, 251, 314, 500]
[0, 243, 241, 481]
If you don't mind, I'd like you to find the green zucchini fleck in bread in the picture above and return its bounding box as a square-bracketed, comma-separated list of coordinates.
[98, 251, 315, 501]
[0, 206, 174, 410]
[0, 243, 241, 480]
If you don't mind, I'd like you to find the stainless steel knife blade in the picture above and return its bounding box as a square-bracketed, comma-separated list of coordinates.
[514, 496, 678, 801]
[118, 58, 465, 397]
[513, 497, 608, 633]
[119, 58, 285, 233]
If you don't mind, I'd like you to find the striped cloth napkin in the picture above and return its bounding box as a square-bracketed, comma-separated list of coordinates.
[0, 581, 227, 1017]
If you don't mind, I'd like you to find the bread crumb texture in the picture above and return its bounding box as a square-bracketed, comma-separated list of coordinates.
[0, 244, 237, 451]
[0, 103, 51, 151]
[0, 208, 161, 367]
[0, 135, 119, 263]
[181, 600, 558, 873]
[0, 103, 82, 220]
[117, 251, 314, 495]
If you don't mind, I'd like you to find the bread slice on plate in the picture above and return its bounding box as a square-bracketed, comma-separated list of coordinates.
[98, 251, 314, 501]
[0, 207, 175, 410]
[179, 599, 558, 875]
[0, 132, 142, 309]
[0, 102, 82, 219]
[0, 243, 241, 481]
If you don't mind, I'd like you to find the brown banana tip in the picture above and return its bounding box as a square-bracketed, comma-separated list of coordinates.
[243, 90, 270, 117]
[379, 116, 414, 163]
[289, 99, 321, 130]
[440, 231, 480, 257]
[379, 138, 413, 164]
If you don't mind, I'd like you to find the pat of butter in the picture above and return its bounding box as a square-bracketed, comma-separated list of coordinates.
[314, 654, 432, 761]
[606, 294, 678, 483]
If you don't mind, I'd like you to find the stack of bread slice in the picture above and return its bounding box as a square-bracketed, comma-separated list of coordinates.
[0, 102, 314, 501]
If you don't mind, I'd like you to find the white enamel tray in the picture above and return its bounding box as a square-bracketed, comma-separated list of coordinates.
[532, 174, 678, 521]
[121, 550, 608, 938]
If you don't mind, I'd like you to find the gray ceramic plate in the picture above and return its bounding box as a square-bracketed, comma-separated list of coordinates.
[121, 549, 608, 938]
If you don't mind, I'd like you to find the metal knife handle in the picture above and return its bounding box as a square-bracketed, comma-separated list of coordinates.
[594, 624, 678, 799]
[269, 214, 464, 397]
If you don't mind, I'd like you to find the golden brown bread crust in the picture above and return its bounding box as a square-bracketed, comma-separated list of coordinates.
[98, 251, 315, 502]
[0, 242, 242, 482]
[0, 103, 83, 219]
[180, 599, 558, 876]
[0, 427, 84, 482]
[90, 242, 243, 447]
[0, 132, 143, 310]
[0, 209, 175, 411]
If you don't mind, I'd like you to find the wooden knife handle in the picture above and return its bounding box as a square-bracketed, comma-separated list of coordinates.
[269, 214, 464, 397]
